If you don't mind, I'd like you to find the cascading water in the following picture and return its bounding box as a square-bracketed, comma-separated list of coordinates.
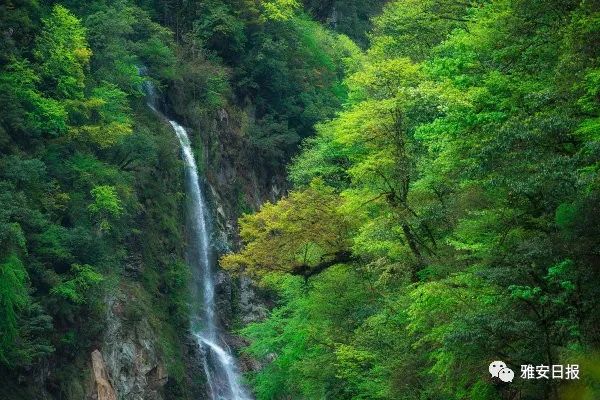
[142, 74, 251, 400]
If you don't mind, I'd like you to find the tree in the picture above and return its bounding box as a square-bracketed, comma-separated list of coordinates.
[226, 0, 600, 398]
[0, 58, 68, 139]
[221, 180, 351, 280]
[51, 264, 103, 305]
[0, 254, 29, 365]
[34, 4, 91, 100]
[88, 185, 124, 232]
[70, 82, 133, 148]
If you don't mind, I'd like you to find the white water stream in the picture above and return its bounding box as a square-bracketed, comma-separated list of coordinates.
[169, 120, 250, 400]
[143, 75, 251, 400]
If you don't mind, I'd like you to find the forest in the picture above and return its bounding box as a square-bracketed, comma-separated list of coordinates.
[0, 0, 599, 399]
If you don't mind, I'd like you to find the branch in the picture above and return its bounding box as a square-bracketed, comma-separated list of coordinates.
[291, 251, 354, 281]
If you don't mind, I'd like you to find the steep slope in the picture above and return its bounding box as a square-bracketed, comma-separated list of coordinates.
[0, 1, 366, 398]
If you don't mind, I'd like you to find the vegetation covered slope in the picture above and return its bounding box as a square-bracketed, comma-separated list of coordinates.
[221, 0, 600, 399]
[0, 0, 375, 398]
[0, 1, 197, 397]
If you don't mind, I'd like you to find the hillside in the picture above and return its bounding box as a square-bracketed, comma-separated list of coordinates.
[1, 1, 599, 399]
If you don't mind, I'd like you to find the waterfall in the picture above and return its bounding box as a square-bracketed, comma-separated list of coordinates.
[142, 74, 251, 400]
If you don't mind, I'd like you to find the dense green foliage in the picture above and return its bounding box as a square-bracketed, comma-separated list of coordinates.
[223, 0, 600, 399]
[151, 0, 360, 169]
[0, 0, 378, 398]
[301, 0, 387, 47]
[0, 0, 193, 396]
[3, 0, 600, 399]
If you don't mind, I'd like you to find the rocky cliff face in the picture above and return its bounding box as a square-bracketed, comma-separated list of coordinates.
[84, 102, 275, 399]
[204, 112, 275, 304]
[83, 91, 278, 400]
[92, 291, 167, 400]
[80, 108, 208, 400]
[87, 274, 208, 400]
[174, 105, 277, 374]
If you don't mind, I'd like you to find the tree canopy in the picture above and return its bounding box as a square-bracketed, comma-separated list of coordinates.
[222, 0, 600, 399]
